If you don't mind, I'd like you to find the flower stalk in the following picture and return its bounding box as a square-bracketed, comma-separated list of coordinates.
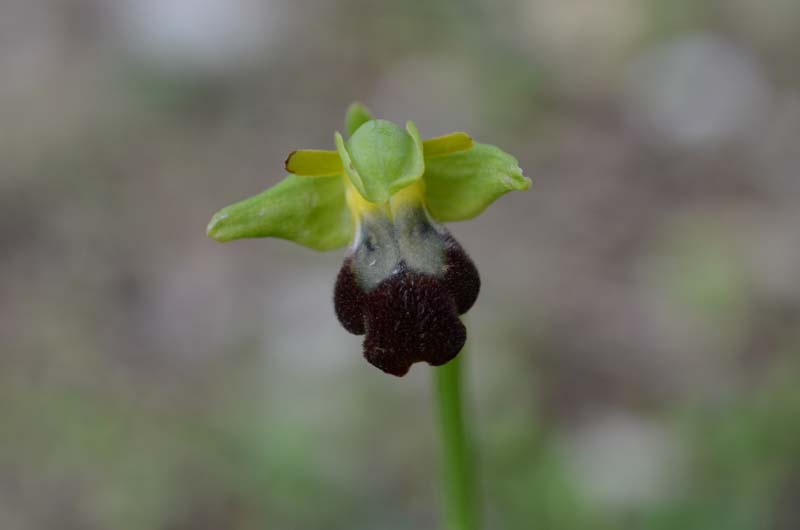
[435, 351, 479, 530]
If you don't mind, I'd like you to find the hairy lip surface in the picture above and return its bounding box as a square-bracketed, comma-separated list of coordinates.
[334, 233, 480, 377]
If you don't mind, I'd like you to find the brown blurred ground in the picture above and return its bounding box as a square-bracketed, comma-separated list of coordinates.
[1, 1, 799, 529]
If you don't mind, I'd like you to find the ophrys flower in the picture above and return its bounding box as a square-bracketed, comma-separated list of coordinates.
[207, 103, 529, 376]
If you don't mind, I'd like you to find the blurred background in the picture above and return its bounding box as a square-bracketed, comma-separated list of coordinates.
[2, 0, 800, 529]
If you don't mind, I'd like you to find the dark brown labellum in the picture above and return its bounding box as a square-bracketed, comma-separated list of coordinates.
[333, 208, 480, 376]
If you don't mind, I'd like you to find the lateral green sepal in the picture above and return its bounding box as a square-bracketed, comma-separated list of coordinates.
[423, 143, 531, 222]
[207, 174, 352, 250]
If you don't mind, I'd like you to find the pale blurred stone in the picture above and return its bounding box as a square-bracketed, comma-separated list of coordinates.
[561, 410, 685, 509]
[108, 0, 286, 74]
[624, 33, 769, 148]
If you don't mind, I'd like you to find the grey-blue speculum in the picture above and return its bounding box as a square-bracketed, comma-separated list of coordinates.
[334, 204, 480, 376]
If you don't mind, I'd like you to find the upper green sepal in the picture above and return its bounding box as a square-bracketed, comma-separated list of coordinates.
[423, 142, 531, 222]
[345, 102, 374, 137]
[206, 173, 352, 251]
[336, 119, 425, 204]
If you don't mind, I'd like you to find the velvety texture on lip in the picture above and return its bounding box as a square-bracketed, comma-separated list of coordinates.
[334, 232, 480, 377]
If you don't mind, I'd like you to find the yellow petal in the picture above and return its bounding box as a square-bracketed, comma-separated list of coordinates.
[422, 132, 474, 158]
[284, 149, 343, 177]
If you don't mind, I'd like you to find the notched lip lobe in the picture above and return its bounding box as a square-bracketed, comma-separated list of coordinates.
[334, 230, 480, 377]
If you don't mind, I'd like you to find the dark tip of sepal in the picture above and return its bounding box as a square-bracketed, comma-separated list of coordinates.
[283, 150, 297, 173]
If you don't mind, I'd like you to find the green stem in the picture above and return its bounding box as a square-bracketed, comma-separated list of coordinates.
[435, 353, 479, 530]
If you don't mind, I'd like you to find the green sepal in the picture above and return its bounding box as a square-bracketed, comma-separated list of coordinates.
[336, 119, 425, 203]
[345, 102, 374, 137]
[206, 174, 352, 251]
[423, 142, 531, 222]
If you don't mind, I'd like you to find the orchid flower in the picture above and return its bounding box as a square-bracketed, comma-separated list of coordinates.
[207, 103, 529, 376]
